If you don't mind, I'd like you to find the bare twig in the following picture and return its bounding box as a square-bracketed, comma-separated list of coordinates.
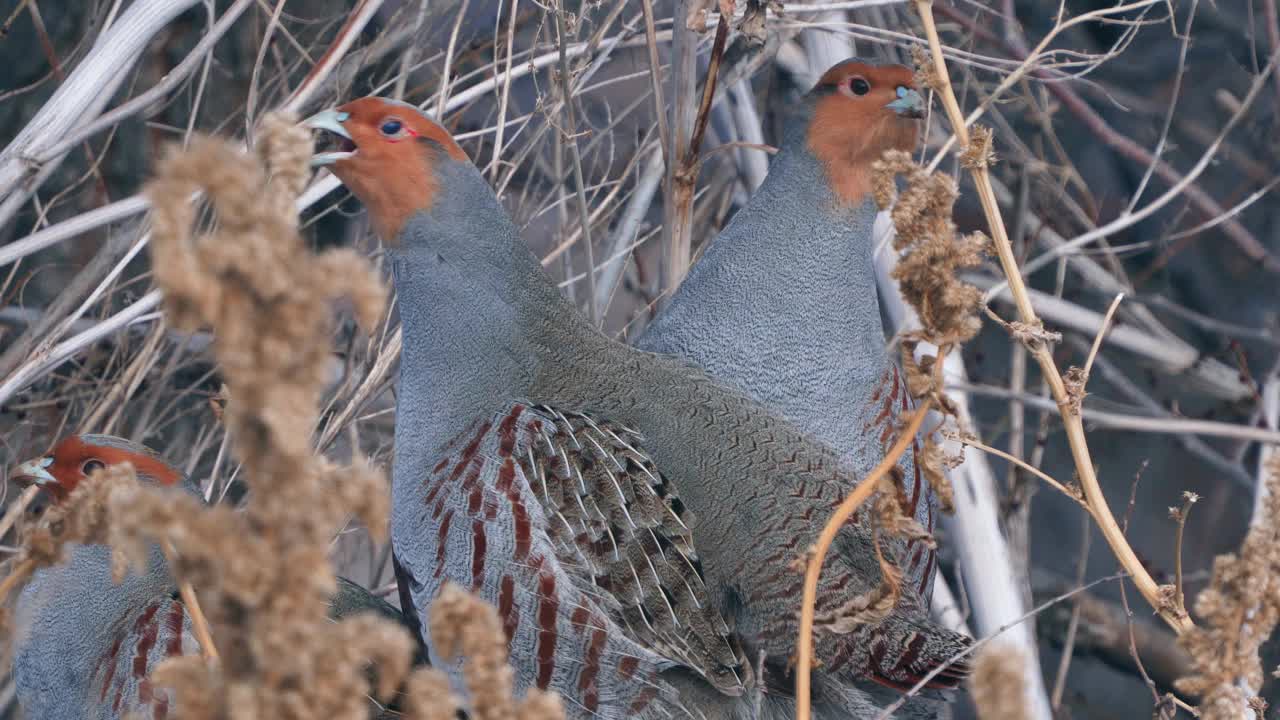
[553, 0, 600, 324]
[0, 0, 205, 229]
[1082, 293, 1123, 381]
[1049, 513, 1091, 710]
[1170, 492, 1197, 616]
[639, 0, 672, 168]
[661, 0, 701, 294]
[393, 0, 431, 100]
[971, 274, 1251, 402]
[955, 382, 1280, 447]
[280, 0, 387, 114]
[0, 486, 39, 543]
[488, 0, 520, 179]
[948, 432, 1085, 509]
[435, 0, 471, 117]
[161, 540, 219, 662]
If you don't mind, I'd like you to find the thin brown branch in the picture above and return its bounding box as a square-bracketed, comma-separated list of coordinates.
[948, 432, 1086, 510]
[1170, 492, 1197, 617]
[796, 349, 945, 720]
[639, 0, 672, 169]
[1082, 293, 1123, 381]
[684, 14, 730, 169]
[664, 13, 731, 290]
[553, 0, 599, 325]
[0, 486, 38, 543]
[162, 541, 219, 662]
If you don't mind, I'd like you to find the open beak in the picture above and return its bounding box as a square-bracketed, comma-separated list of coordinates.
[303, 109, 356, 167]
[11, 456, 56, 488]
[886, 86, 926, 119]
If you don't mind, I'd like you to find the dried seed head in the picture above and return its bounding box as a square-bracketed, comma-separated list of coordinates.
[911, 45, 940, 91]
[870, 151, 985, 346]
[1175, 455, 1280, 716]
[970, 644, 1030, 720]
[960, 125, 997, 170]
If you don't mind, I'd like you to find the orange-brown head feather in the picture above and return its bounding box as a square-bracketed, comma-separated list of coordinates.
[308, 97, 469, 241]
[806, 61, 924, 206]
[12, 434, 182, 501]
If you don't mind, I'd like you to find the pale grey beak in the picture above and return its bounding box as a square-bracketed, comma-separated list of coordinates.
[12, 456, 56, 488]
[886, 86, 926, 119]
[302, 109, 355, 167]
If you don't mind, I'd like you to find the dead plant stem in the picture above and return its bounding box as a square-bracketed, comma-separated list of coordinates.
[639, 0, 671, 169]
[796, 347, 946, 720]
[664, 13, 730, 290]
[0, 486, 38, 543]
[553, 0, 600, 324]
[1082, 293, 1123, 381]
[1172, 494, 1196, 616]
[163, 540, 219, 661]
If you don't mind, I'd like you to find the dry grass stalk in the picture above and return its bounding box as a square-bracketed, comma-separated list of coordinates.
[870, 147, 988, 515]
[795, 393, 938, 720]
[969, 644, 1031, 720]
[1175, 455, 1280, 718]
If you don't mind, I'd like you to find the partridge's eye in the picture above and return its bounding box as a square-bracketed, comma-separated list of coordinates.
[849, 77, 871, 96]
[82, 459, 105, 475]
[380, 119, 404, 136]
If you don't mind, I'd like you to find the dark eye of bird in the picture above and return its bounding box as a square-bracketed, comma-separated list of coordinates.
[82, 459, 105, 475]
[380, 119, 403, 136]
[850, 77, 870, 96]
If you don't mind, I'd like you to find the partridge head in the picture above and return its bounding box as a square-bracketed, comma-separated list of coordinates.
[12, 433, 186, 516]
[803, 59, 924, 203]
[307, 95, 969, 720]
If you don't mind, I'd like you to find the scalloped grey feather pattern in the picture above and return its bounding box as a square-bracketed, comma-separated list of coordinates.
[394, 401, 749, 720]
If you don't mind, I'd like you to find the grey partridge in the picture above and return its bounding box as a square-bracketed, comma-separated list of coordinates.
[307, 96, 969, 720]
[7, 434, 419, 720]
[639, 59, 939, 607]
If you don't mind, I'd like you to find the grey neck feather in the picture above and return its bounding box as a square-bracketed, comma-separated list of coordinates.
[637, 114, 888, 463]
[389, 156, 588, 479]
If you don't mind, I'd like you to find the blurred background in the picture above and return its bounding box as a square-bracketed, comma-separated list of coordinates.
[1, 0, 1278, 717]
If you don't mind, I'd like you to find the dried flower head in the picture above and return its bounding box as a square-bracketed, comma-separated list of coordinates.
[1176, 454, 1280, 717]
[427, 583, 564, 720]
[960, 125, 997, 170]
[1061, 366, 1088, 415]
[918, 435, 955, 514]
[871, 150, 985, 345]
[0, 463, 142, 610]
[969, 644, 1030, 720]
[404, 667, 461, 720]
[911, 45, 940, 91]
